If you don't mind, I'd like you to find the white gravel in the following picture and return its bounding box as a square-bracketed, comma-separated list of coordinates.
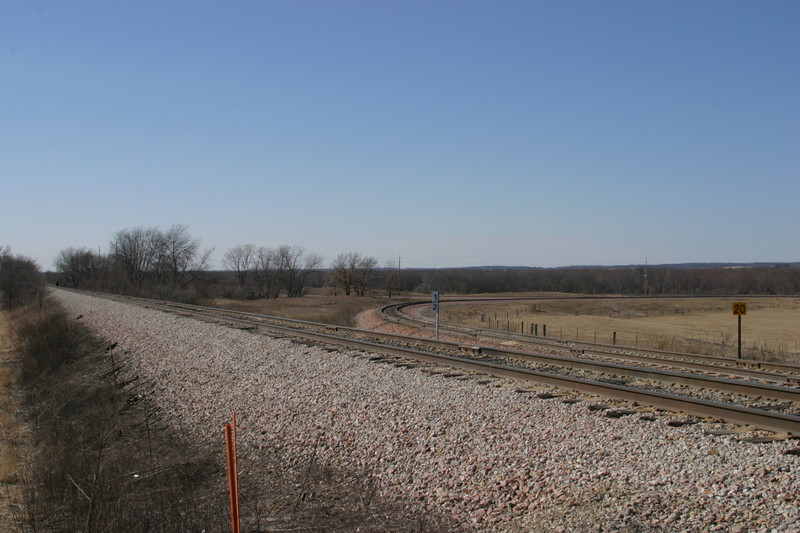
[55, 290, 800, 532]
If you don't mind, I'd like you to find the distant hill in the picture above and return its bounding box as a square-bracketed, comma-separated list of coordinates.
[558, 262, 800, 270]
[439, 262, 800, 271]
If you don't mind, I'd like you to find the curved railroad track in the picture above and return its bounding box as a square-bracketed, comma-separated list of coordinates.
[381, 300, 800, 380]
[80, 291, 800, 436]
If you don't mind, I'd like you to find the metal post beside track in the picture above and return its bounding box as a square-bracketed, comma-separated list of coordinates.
[432, 291, 439, 340]
[733, 302, 747, 359]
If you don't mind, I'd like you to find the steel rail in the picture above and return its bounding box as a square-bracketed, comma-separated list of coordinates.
[474, 346, 800, 402]
[109, 295, 800, 435]
[379, 304, 800, 401]
[105, 293, 800, 402]
[382, 301, 800, 378]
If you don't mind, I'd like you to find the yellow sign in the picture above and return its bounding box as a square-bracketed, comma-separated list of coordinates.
[732, 302, 747, 316]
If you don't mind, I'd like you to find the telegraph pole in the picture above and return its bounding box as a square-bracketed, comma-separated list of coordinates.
[643, 257, 648, 295]
[398, 253, 401, 293]
[432, 291, 440, 340]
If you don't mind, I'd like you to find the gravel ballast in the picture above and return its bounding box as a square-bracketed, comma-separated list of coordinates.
[55, 290, 800, 532]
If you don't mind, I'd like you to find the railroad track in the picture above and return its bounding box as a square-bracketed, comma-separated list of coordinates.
[83, 291, 800, 436]
[381, 301, 800, 382]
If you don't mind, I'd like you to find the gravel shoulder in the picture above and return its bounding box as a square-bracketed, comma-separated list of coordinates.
[56, 291, 800, 532]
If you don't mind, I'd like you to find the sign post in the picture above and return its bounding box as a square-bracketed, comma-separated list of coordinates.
[732, 302, 747, 359]
[432, 291, 440, 340]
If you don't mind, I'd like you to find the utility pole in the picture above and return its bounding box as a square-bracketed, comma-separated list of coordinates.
[644, 257, 648, 295]
[398, 253, 401, 294]
[432, 291, 440, 340]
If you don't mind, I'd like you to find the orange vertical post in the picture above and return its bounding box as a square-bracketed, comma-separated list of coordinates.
[225, 416, 240, 533]
[232, 412, 239, 522]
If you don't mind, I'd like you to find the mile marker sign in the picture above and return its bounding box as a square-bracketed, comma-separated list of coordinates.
[732, 302, 746, 359]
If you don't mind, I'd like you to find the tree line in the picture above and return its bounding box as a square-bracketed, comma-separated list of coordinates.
[50, 227, 401, 300]
[222, 244, 322, 298]
[51, 225, 218, 301]
[0, 246, 45, 309]
[50, 226, 348, 301]
[399, 264, 800, 296]
[222, 246, 399, 299]
[37, 224, 800, 301]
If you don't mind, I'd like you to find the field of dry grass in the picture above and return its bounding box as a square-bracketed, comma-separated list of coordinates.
[436, 295, 800, 363]
[212, 291, 418, 327]
[211, 292, 800, 363]
[0, 310, 26, 528]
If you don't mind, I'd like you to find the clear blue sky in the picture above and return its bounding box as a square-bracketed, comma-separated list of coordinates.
[2, 1, 798, 270]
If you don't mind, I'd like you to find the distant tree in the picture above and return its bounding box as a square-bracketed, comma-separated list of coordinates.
[329, 252, 378, 296]
[156, 224, 209, 290]
[223, 244, 256, 287]
[322, 269, 339, 296]
[0, 246, 44, 309]
[110, 226, 160, 289]
[383, 259, 400, 298]
[110, 225, 210, 293]
[54, 246, 106, 289]
[277, 245, 322, 298]
[330, 252, 358, 295]
[252, 247, 281, 298]
[353, 255, 378, 296]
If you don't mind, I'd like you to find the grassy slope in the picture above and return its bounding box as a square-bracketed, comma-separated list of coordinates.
[3, 296, 460, 532]
[0, 310, 26, 530]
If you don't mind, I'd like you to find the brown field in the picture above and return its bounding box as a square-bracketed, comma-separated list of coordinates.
[434, 295, 800, 363]
[211, 290, 419, 326]
[211, 291, 800, 363]
[0, 310, 27, 525]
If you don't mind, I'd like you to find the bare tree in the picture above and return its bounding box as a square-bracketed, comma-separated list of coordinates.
[223, 244, 256, 287]
[110, 226, 160, 289]
[0, 246, 44, 309]
[184, 246, 214, 289]
[54, 247, 107, 289]
[110, 225, 210, 292]
[277, 245, 322, 298]
[330, 252, 378, 296]
[330, 252, 358, 295]
[252, 247, 281, 298]
[354, 255, 378, 296]
[157, 224, 205, 290]
[383, 259, 400, 298]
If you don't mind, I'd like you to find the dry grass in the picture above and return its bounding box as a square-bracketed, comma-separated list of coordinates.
[3, 298, 461, 532]
[210, 292, 800, 362]
[213, 291, 419, 327]
[437, 296, 800, 363]
[0, 310, 27, 528]
[0, 301, 232, 532]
